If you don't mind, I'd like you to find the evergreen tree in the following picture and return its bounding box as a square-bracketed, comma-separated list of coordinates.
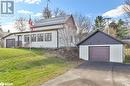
[116, 19, 128, 39]
[108, 19, 128, 39]
[95, 16, 105, 30]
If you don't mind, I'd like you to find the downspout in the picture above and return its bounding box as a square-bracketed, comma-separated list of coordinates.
[57, 29, 59, 48]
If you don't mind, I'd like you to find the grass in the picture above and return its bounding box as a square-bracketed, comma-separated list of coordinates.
[125, 48, 130, 63]
[0, 48, 73, 86]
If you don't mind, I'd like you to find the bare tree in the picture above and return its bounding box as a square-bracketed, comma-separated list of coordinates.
[124, 0, 130, 17]
[43, 7, 52, 19]
[53, 8, 67, 17]
[0, 25, 5, 47]
[43, 8, 66, 18]
[42, 0, 67, 18]
[58, 24, 77, 47]
[14, 17, 27, 32]
[0, 25, 3, 36]
[42, 0, 52, 19]
[123, 0, 130, 26]
[74, 14, 92, 41]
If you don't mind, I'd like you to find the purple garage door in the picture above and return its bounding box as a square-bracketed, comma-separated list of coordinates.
[89, 46, 109, 62]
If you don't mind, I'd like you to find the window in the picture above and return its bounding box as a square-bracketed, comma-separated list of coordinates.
[70, 36, 73, 43]
[37, 33, 44, 42]
[18, 35, 22, 41]
[31, 34, 36, 42]
[24, 35, 29, 42]
[45, 33, 52, 41]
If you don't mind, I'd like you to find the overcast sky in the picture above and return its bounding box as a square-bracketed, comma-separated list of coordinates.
[0, 0, 126, 32]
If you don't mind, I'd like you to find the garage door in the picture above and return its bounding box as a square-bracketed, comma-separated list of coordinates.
[89, 46, 109, 62]
[6, 39, 15, 48]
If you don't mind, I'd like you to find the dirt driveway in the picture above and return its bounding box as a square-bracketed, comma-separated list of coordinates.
[41, 62, 130, 86]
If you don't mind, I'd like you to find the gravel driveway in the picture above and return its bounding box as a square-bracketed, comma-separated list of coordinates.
[41, 62, 130, 86]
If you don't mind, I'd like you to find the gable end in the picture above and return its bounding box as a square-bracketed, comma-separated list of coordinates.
[77, 30, 124, 46]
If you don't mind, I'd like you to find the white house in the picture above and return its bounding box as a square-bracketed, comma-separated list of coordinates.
[2, 15, 77, 48]
[77, 30, 124, 63]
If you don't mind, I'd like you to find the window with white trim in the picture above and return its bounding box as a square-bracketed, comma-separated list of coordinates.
[45, 33, 52, 41]
[24, 35, 29, 42]
[37, 33, 44, 42]
[31, 34, 36, 42]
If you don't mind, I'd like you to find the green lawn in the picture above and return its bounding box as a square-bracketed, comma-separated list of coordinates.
[0, 48, 72, 86]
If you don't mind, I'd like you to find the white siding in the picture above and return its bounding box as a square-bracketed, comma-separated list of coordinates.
[21, 31, 57, 48]
[79, 44, 124, 63]
[110, 45, 124, 63]
[3, 28, 77, 48]
[4, 30, 58, 48]
[79, 45, 89, 60]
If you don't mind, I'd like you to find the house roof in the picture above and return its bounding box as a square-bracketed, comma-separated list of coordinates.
[77, 29, 124, 46]
[33, 15, 72, 28]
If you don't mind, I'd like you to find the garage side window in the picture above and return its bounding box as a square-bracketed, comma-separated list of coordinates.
[31, 34, 36, 42]
[24, 35, 29, 42]
[45, 33, 52, 41]
[37, 33, 44, 42]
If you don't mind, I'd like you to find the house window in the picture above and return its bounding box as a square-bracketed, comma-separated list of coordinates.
[31, 34, 36, 42]
[37, 33, 44, 42]
[24, 35, 29, 42]
[70, 36, 73, 43]
[45, 33, 52, 41]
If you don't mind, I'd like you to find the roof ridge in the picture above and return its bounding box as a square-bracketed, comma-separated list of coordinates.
[33, 15, 72, 27]
[38, 15, 71, 21]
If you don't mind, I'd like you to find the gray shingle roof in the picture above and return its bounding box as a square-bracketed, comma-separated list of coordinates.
[77, 29, 124, 46]
[33, 15, 71, 28]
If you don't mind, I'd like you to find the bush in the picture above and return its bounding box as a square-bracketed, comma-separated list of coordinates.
[125, 48, 130, 63]
[45, 48, 79, 61]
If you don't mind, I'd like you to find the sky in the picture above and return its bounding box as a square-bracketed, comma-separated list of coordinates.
[0, 0, 127, 32]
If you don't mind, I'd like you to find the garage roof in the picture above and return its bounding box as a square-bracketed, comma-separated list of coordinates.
[77, 29, 124, 46]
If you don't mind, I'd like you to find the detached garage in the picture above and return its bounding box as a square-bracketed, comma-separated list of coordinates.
[77, 30, 124, 63]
